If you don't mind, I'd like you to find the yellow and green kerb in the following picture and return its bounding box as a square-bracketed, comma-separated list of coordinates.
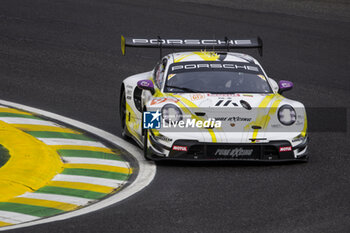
[0, 105, 133, 227]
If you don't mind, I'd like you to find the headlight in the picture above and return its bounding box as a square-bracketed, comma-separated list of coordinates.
[278, 105, 296, 126]
[161, 104, 182, 123]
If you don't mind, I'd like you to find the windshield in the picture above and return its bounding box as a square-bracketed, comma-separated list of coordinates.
[164, 61, 272, 93]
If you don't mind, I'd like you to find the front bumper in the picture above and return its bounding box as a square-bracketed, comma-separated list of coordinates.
[147, 138, 308, 162]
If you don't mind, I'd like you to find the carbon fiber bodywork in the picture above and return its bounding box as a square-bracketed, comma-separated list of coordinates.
[147, 138, 308, 162]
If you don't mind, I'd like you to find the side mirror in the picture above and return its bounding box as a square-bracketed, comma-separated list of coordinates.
[137, 80, 155, 94]
[278, 80, 293, 94]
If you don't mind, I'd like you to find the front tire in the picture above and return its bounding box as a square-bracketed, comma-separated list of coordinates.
[143, 128, 151, 160]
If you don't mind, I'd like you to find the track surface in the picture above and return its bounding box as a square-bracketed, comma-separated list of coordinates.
[0, 0, 349, 232]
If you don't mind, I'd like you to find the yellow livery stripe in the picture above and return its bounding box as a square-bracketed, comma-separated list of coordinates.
[248, 94, 277, 141]
[259, 94, 275, 108]
[301, 113, 307, 137]
[193, 51, 219, 61]
[251, 97, 284, 140]
[174, 53, 194, 63]
[171, 94, 198, 108]
[245, 94, 275, 131]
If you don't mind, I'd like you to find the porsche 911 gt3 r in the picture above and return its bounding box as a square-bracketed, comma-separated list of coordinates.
[119, 36, 308, 162]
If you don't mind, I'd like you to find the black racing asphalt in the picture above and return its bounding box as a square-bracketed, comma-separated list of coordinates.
[0, 0, 349, 232]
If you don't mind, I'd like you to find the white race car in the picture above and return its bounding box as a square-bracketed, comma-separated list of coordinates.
[120, 36, 308, 161]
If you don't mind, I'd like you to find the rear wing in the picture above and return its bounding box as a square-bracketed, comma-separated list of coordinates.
[121, 36, 263, 57]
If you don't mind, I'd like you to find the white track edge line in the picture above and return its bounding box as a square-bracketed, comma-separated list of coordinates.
[0, 99, 156, 231]
[18, 193, 93, 206]
[37, 138, 108, 148]
[0, 211, 40, 224]
[0, 117, 60, 126]
[62, 157, 129, 168]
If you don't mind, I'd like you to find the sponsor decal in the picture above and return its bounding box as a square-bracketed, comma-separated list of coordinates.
[150, 97, 179, 105]
[242, 94, 253, 97]
[271, 124, 282, 128]
[279, 146, 292, 152]
[190, 94, 205, 101]
[214, 117, 252, 122]
[140, 80, 150, 87]
[208, 93, 240, 97]
[171, 63, 259, 72]
[230, 123, 235, 127]
[280, 82, 292, 88]
[132, 38, 252, 46]
[143, 111, 161, 129]
[172, 145, 188, 152]
[126, 89, 132, 95]
[126, 85, 133, 89]
[127, 96, 132, 100]
[229, 116, 251, 122]
[155, 135, 172, 142]
[215, 148, 253, 157]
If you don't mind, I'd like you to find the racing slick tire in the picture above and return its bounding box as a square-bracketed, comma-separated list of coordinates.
[143, 128, 151, 160]
[119, 87, 131, 139]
